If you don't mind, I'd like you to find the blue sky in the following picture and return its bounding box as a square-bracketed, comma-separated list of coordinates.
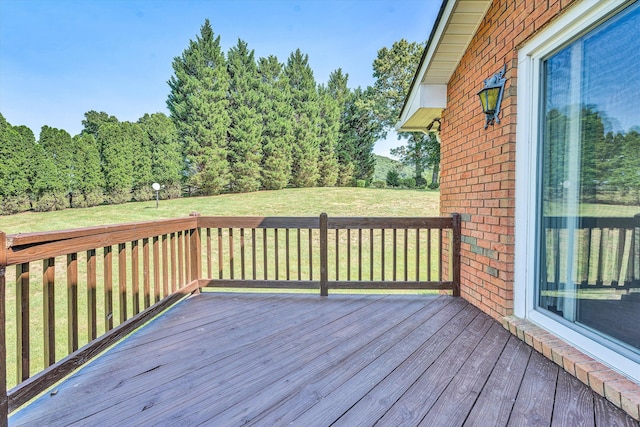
[0, 0, 439, 157]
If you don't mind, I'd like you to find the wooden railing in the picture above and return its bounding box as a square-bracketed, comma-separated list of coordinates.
[197, 214, 460, 295]
[542, 215, 640, 288]
[0, 213, 460, 421]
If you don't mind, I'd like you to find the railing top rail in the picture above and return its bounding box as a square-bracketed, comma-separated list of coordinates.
[6, 217, 198, 248]
[327, 217, 453, 229]
[5, 217, 199, 266]
[197, 216, 320, 229]
[542, 215, 640, 229]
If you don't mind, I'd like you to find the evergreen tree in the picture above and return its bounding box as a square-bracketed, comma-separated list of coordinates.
[81, 110, 118, 139]
[36, 125, 74, 210]
[99, 122, 133, 204]
[13, 125, 38, 201]
[284, 49, 320, 187]
[167, 19, 230, 195]
[327, 69, 354, 186]
[123, 121, 153, 201]
[138, 113, 183, 199]
[72, 133, 104, 207]
[257, 55, 293, 190]
[226, 39, 262, 193]
[0, 114, 32, 213]
[317, 83, 340, 186]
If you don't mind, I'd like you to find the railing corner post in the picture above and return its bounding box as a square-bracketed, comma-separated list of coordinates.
[452, 213, 461, 297]
[0, 231, 8, 426]
[320, 213, 328, 297]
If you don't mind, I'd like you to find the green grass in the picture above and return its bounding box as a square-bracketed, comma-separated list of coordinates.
[0, 187, 441, 234]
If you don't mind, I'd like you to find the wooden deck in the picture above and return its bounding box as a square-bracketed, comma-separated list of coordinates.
[9, 293, 638, 426]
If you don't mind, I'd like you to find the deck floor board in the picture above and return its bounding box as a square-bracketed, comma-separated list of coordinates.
[9, 292, 638, 427]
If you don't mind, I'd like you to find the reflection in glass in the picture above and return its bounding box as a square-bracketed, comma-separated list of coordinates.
[538, 3, 640, 354]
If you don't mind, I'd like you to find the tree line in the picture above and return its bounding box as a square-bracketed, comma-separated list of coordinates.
[1, 19, 438, 215]
[543, 105, 640, 206]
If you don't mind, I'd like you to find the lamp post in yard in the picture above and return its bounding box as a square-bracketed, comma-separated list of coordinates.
[152, 183, 161, 209]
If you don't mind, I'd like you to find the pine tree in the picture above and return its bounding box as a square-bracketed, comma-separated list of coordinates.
[167, 19, 230, 195]
[317, 83, 340, 186]
[122, 121, 153, 201]
[284, 49, 320, 187]
[138, 113, 183, 199]
[99, 122, 133, 204]
[72, 133, 104, 207]
[37, 125, 74, 210]
[81, 110, 118, 139]
[257, 55, 293, 190]
[326, 69, 353, 186]
[0, 114, 32, 213]
[226, 39, 262, 193]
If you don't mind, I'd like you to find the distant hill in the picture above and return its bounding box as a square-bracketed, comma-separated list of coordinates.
[373, 155, 415, 182]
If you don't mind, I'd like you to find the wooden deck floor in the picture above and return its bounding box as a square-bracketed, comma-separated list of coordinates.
[9, 293, 638, 426]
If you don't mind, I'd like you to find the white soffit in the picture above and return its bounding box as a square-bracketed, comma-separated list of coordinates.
[398, 0, 492, 132]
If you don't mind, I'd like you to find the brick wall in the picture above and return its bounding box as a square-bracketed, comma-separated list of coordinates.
[439, 0, 576, 319]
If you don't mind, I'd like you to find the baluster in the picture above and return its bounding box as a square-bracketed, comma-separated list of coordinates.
[43, 257, 56, 366]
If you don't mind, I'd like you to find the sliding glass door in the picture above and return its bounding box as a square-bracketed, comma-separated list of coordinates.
[537, 3, 640, 355]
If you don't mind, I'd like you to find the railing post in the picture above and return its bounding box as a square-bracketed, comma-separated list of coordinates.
[452, 213, 461, 297]
[0, 231, 7, 426]
[189, 212, 202, 292]
[320, 213, 328, 296]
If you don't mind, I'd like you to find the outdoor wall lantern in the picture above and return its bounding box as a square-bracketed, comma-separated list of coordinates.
[477, 65, 506, 129]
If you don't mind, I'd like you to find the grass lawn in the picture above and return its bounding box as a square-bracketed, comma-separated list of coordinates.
[0, 187, 441, 234]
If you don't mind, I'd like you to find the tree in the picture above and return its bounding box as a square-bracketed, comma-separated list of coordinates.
[257, 55, 293, 190]
[0, 114, 32, 213]
[386, 169, 400, 188]
[226, 39, 263, 193]
[284, 49, 320, 187]
[72, 133, 104, 207]
[372, 39, 424, 130]
[372, 39, 440, 184]
[81, 110, 118, 139]
[138, 113, 183, 198]
[336, 86, 383, 185]
[317, 83, 340, 186]
[123, 121, 153, 201]
[167, 19, 230, 195]
[390, 132, 439, 186]
[37, 125, 74, 210]
[99, 122, 133, 204]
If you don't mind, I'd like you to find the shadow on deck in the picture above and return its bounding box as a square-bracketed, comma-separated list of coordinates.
[9, 293, 638, 426]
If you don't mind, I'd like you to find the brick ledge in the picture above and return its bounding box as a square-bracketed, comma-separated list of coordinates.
[502, 315, 640, 421]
